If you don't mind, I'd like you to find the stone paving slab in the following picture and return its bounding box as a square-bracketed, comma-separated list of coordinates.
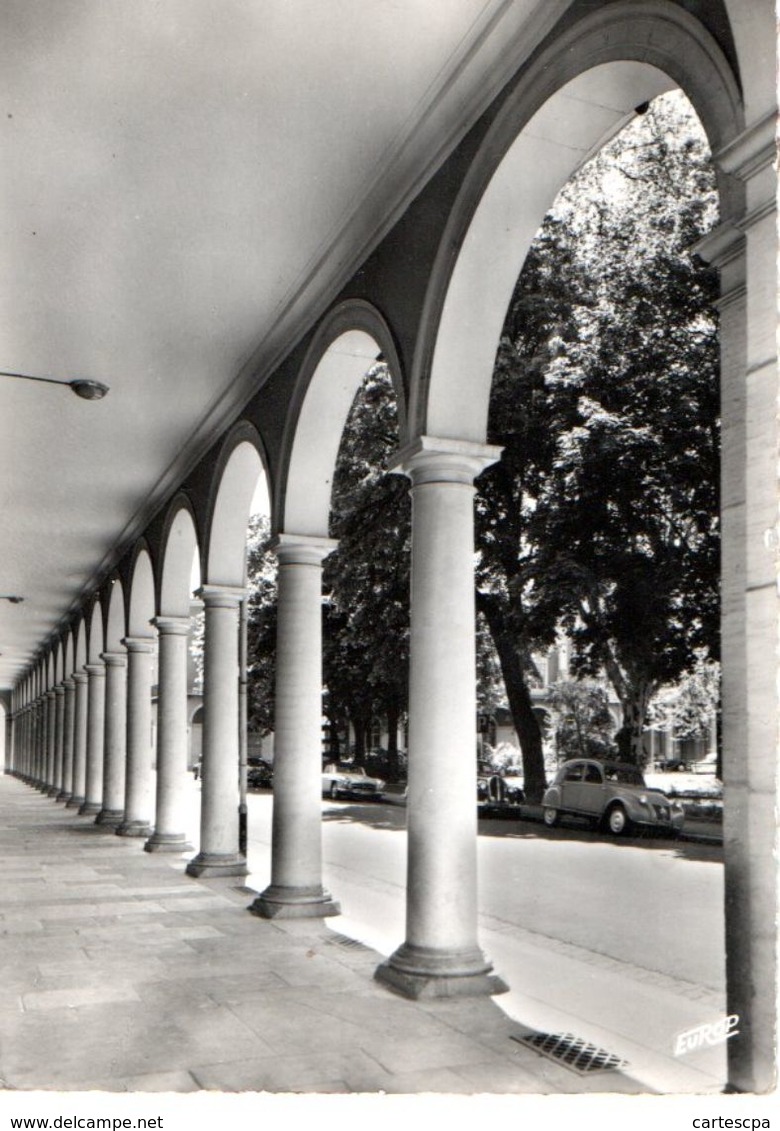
[0, 774, 649, 1095]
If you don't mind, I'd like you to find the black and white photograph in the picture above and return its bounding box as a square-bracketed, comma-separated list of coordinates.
[0, 2, 777, 1126]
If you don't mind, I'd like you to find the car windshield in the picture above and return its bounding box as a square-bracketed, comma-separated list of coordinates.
[603, 764, 645, 786]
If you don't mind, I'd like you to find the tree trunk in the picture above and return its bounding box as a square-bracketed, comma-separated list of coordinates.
[350, 714, 368, 765]
[479, 601, 547, 802]
[613, 684, 653, 767]
[386, 703, 401, 781]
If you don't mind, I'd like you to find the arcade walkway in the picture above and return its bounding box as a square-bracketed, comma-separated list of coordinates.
[0, 773, 649, 1095]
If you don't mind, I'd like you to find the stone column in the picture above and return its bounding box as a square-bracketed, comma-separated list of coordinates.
[145, 617, 193, 853]
[60, 679, 75, 802]
[45, 690, 57, 794]
[67, 673, 89, 808]
[80, 662, 106, 815]
[117, 637, 156, 837]
[712, 113, 778, 1095]
[96, 652, 127, 828]
[376, 437, 507, 999]
[37, 697, 48, 788]
[54, 685, 66, 799]
[251, 536, 340, 919]
[186, 587, 247, 878]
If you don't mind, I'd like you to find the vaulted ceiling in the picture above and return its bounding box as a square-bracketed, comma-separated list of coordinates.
[1, 0, 581, 690]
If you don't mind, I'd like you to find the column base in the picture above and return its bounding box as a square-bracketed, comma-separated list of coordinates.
[46, 786, 60, 797]
[56, 790, 71, 803]
[95, 808, 124, 828]
[66, 795, 85, 809]
[116, 819, 153, 838]
[249, 883, 341, 920]
[185, 852, 248, 878]
[144, 832, 194, 854]
[375, 942, 509, 1000]
[78, 801, 102, 816]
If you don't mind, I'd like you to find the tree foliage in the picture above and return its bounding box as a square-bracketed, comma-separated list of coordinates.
[548, 679, 615, 762]
[478, 91, 720, 772]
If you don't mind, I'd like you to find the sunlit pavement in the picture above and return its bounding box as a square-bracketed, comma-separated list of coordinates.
[0, 773, 654, 1095]
[228, 787, 728, 1095]
[0, 772, 729, 1094]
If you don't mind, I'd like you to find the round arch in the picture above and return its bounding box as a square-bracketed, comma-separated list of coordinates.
[87, 600, 105, 664]
[54, 639, 64, 684]
[74, 618, 87, 672]
[87, 601, 105, 660]
[411, 0, 743, 442]
[127, 546, 156, 639]
[279, 300, 406, 539]
[159, 497, 201, 617]
[105, 579, 126, 652]
[205, 424, 269, 588]
[63, 630, 74, 679]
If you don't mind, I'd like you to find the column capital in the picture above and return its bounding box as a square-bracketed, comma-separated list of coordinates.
[72, 671, 89, 686]
[45, 690, 57, 700]
[121, 636, 157, 654]
[716, 112, 776, 182]
[63, 678, 75, 691]
[84, 662, 106, 678]
[196, 584, 247, 609]
[390, 435, 503, 486]
[692, 221, 745, 271]
[54, 685, 66, 697]
[100, 651, 128, 669]
[151, 615, 192, 636]
[271, 533, 338, 566]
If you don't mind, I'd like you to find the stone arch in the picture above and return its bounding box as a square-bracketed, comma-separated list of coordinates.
[159, 497, 201, 617]
[74, 618, 87, 672]
[54, 640, 64, 684]
[86, 600, 105, 664]
[105, 579, 126, 652]
[411, 0, 744, 442]
[279, 300, 406, 538]
[63, 631, 74, 679]
[46, 651, 55, 692]
[205, 424, 269, 588]
[127, 546, 156, 640]
[722, 0, 775, 122]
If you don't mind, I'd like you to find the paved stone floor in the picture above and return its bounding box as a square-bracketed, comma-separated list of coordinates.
[0, 773, 658, 1097]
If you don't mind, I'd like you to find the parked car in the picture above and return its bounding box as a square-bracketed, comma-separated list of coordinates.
[477, 762, 524, 805]
[542, 758, 685, 836]
[246, 759, 273, 790]
[654, 757, 691, 772]
[322, 762, 385, 801]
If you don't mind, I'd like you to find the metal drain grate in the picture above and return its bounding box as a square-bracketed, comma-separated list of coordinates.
[511, 1031, 629, 1075]
[327, 932, 372, 951]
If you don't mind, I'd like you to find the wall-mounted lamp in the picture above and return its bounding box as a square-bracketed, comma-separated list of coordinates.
[0, 369, 109, 400]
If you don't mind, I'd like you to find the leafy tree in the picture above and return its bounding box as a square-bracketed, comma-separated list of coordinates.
[323, 365, 411, 775]
[548, 678, 615, 762]
[476, 214, 586, 801]
[245, 513, 277, 736]
[478, 91, 719, 775]
[533, 93, 719, 764]
[647, 652, 720, 773]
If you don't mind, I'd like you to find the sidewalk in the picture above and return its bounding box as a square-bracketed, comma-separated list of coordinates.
[0, 773, 651, 1096]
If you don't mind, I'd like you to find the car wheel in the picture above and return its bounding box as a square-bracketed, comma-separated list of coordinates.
[543, 806, 558, 828]
[329, 781, 340, 800]
[606, 804, 630, 836]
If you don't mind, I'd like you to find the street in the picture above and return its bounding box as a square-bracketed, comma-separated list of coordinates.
[240, 790, 727, 1094]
